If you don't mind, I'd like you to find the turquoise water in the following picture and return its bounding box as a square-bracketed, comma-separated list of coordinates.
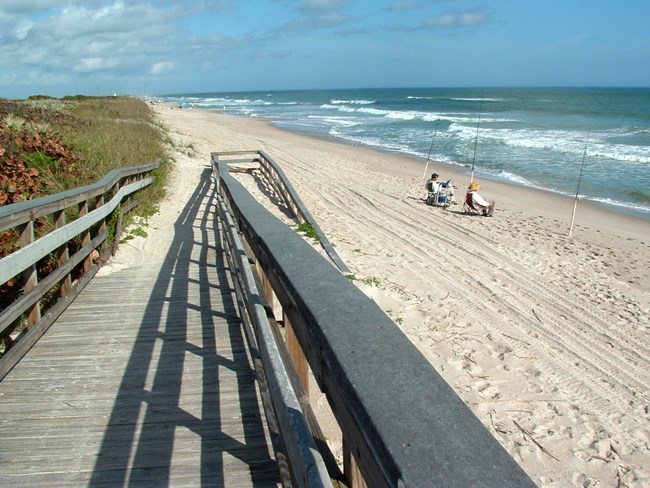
[159, 87, 650, 218]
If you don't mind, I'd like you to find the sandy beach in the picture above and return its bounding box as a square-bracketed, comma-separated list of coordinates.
[112, 104, 649, 486]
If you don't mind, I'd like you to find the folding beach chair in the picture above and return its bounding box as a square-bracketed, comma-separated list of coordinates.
[462, 192, 482, 215]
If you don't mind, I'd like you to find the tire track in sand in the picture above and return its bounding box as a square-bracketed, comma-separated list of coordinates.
[278, 168, 650, 418]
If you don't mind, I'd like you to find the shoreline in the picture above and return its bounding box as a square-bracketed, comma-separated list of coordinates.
[166, 87, 650, 221]
[236, 108, 650, 226]
[208, 107, 649, 242]
[152, 104, 650, 486]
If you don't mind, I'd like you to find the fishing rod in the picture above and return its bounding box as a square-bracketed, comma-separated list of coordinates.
[568, 130, 590, 238]
[422, 119, 440, 179]
[469, 99, 483, 184]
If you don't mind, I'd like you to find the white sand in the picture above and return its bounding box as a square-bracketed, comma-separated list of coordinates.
[108, 104, 650, 487]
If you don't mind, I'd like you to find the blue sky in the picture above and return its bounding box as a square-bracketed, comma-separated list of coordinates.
[1, 0, 648, 99]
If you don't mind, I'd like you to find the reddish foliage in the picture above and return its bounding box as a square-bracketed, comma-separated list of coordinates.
[1, 99, 83, 255]
[1, 99, 84, 312]
[1, 126, 81, 208]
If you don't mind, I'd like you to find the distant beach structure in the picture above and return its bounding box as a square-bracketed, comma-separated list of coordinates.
[157, 87, 650, 218]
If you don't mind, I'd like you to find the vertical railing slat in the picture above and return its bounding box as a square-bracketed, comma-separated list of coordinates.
[78, 200, 91, 272]
[96, 193, 107, 256]
[54, 210, 72, 297]
[19, 221, 41, 327]
[284, 314, 309, 398]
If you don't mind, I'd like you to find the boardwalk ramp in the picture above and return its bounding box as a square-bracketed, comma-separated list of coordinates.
[0, 169, 280, 487]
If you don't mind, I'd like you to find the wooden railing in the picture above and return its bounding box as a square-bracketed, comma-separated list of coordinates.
[212, 151, 536, 488]
[213, 150, 349, 273]
[0, 161, 160, 379]
[217, 182, 336, 488]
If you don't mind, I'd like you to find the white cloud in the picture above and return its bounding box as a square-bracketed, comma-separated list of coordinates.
[149, 61, 175, 75]
[75, 57, 120, 73]
[387, 0, 422, 11]
[0, 1, 62, 15]
[280, 0, 351, 31]
[14, 19, 34, 40]
[423, 8, 489, 28]
[0, 2, 183, 80]
[299, 0, 348, 12]
[52, 3, 173, 39]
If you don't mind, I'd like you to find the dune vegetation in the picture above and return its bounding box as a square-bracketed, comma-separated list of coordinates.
[0, 95, 172, 255]
[0, 95, 173, 353]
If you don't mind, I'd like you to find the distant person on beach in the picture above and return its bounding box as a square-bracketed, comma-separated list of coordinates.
[466, 182, 495, 216]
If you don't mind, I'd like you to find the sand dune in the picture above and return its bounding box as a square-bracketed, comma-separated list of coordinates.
[136, 105, 649, 486]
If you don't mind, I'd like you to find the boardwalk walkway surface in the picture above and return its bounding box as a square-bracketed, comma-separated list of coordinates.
[0, 170, 281, 487]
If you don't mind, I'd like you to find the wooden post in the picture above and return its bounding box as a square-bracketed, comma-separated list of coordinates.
[284, 313, 309, 398]
[54, 210, 72, 297]
[112, 181, 122, 255]
[79, 200, 92, 272]
[19, 221, 41, 327]
[96, 193, 107, 255]
[343, 438, 368, 488]
[256, 260, 274, 310]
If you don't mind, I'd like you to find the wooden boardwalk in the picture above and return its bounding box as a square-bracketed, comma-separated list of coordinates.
[0, 170, 280, 487]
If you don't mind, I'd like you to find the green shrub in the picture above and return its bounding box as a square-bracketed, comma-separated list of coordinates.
[296, 222, 320, 242]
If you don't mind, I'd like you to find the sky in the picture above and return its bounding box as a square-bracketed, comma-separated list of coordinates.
[1, 0, 649, 99]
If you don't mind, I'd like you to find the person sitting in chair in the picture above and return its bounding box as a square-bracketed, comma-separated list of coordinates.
[426, 173, 441, 194]
[426, 173, 455, 205]
[466, 182, 495, 216]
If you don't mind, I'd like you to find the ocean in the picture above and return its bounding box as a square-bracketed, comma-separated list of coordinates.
[157, 87, 650, 219]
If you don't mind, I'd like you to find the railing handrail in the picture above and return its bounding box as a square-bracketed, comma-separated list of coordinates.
[0, 160, 160, 380]
[211, 151, 350, 273]
[0, 161, 160, 232]
[0, 178, 151, 285]
[214, 155, 536, 487]
[215, 176, 334, 487]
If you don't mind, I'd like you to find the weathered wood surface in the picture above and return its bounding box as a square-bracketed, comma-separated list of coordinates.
[211, 151, 349, 274]
[0, 161, 160, 232]
[0, 170, 280, 487]
[0, 178, 151, 285]
[216, 158, 536, 488]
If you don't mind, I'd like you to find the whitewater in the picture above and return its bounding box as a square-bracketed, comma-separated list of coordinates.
[158, 87, 650, 218]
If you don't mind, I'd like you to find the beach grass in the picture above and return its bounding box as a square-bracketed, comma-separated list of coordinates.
[2, 95, 171, 219]
[62, 96, 171, 203]
[1, 96, 173, 353]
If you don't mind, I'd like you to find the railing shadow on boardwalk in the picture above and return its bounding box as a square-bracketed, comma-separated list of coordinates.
[89, 168, 278, 487]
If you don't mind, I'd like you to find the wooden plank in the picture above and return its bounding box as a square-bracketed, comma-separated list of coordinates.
[218, 157, 536, 487]
[0, 176, 280, 488]
[0, 161, 160, 232]
[0, 461, 281, 488]
[285, 314, 309, 395]
[0, 179, 151, 284]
